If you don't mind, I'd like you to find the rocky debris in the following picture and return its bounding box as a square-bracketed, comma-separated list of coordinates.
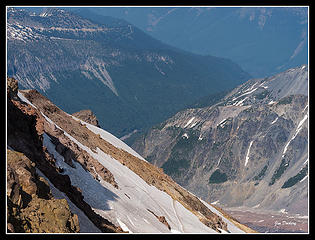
[7, 78, 123, 233]
[72, 109, 101, 127]
[7, 149, 80, 233]
[147, 209, 171, 230]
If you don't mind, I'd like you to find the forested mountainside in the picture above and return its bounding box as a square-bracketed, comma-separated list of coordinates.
[7, 7, 250, 138]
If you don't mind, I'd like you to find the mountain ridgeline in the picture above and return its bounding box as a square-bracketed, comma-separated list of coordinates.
[132, 65, 308, 216]
[7, 77, 255, 233]
[7, 7, 250, 138]
[82, 7, 308, 78]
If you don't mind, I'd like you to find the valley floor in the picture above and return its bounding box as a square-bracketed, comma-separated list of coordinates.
[223, 206, 308, 233]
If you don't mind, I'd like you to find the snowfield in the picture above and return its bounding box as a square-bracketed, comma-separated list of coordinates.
[71, 115, 147, 162]
[35, 109, 245, 233]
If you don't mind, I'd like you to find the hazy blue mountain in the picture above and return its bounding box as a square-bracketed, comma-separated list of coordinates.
[7, 7, 250, 138]
[76, 7, 308, 78]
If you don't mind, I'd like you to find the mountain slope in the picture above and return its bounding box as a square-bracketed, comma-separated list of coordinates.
[132, 65, 308, 221]
[82, 6, 308, 78]
[7, 77, 253, 233]
[7, 7, 250, 138]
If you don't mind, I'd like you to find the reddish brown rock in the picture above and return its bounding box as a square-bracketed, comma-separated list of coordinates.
[7, 79, 123, 233]
[7, 150, 80, 233]
[147, 209, 171, 230]
[72, 109, 101, 127]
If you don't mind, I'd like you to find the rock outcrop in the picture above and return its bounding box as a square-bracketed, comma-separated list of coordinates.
[7, 149, 80, 233]
[147, 209, 171, 230]
[72, 109, 101, 128]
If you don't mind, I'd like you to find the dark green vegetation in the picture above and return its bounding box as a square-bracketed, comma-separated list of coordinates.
[254, 90, 270, 100]
[253, 164, 268, 181]
[282, 164, 308, 188]
[277, 95, 294, 105]
[209, 169, 228, 184]
[269, 159, 289, 186]
[162, 129, 199, 177]
[7, 7, 250, 138]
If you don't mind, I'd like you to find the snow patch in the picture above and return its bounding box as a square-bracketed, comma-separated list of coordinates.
[17, 91, 37, 109]
[217, 118, 226, 127]
[282, 114, 308, 158]
[300, 175, 308, 183]
[154, 63, 166, 75]
[182, 133, 189, 139]
[235, 96, 249, 106]
[117, 218, 133, 233]
[189, 122, 198, 128]
[271, 117, 278, 125]
[245, 141, 253, 166]
[184, 117, 195, 128]
[42, 122, 221, 233]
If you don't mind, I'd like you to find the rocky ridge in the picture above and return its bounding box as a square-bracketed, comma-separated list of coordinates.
[132, 65, 308, 217]
[7, 77, 254, 233]
[7, 77, 123, 233]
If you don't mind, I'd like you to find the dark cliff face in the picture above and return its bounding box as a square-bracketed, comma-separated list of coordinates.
[132, 66, 308, 215]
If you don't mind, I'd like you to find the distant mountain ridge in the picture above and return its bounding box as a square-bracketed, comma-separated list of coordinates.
[132, 65, 308, 220]
[7, 7, 250, 137]
[80, 6, 308, 78]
